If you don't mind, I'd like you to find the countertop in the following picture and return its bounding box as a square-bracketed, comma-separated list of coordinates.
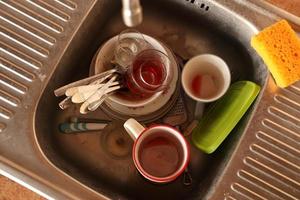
[0, 0, 299, 200]
[0, 176, 44, 200]
[266, 0, 300, 16]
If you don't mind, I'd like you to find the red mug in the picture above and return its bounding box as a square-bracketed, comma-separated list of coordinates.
[124, 118, 190, 183]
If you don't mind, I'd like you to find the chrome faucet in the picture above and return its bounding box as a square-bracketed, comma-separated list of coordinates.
[122, 0, 143, 27]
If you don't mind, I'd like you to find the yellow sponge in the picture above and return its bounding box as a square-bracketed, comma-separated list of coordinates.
[251, 20, 300, 88]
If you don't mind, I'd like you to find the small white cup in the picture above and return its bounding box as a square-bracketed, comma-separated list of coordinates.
[181, 54, 231, 102]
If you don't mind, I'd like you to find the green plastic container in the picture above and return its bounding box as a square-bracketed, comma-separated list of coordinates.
[192, 81, 261, 154]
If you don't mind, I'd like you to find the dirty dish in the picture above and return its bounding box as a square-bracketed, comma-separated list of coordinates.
[114, 29, 149, 70]
[79, 75, 120, 114]
[126, 49, 172, 96]
[181, 54, 231, 102]
[90, 33, 179, 118]
[55, 68, 119, 110]
[123, 118, 190, 183]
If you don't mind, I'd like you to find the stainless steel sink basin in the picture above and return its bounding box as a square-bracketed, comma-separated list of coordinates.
[1, 0, 299, 199]
[35, 1, 267, 199]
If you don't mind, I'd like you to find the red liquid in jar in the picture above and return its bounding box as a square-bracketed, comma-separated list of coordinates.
[126, 58, 165, 95]
[139, 136, 180, 177]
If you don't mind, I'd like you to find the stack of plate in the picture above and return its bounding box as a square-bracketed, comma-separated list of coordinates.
[90, 33, 179, 122]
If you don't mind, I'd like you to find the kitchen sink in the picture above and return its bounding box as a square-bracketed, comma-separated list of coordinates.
[1, 0, 299, 199]
[34, 0, 268, 199]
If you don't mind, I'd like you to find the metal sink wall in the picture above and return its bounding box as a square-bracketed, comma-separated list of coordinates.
[34, 1, 267, 199]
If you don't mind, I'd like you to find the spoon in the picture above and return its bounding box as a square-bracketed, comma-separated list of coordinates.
[68, 81, 121, 103]
[80, 75, 119, 114]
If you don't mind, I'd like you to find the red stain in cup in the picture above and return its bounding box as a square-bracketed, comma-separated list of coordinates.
[191, 74, 218, 98]
[191, 75, 203, 96]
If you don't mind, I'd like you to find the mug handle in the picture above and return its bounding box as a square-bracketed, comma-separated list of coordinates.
[124, 118, 145, 140]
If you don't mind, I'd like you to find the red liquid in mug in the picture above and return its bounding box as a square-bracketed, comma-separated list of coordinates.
[139, 135, 181, 177]
[126, 58, 166, 95]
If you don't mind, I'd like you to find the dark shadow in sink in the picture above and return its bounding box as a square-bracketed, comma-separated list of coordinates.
[35, 0, 267, 199]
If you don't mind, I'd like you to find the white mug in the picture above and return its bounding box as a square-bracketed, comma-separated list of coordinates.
[181, 54, 231, 102]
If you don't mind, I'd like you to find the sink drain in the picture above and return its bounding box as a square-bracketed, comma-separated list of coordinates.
[100, 123, 133, 159]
